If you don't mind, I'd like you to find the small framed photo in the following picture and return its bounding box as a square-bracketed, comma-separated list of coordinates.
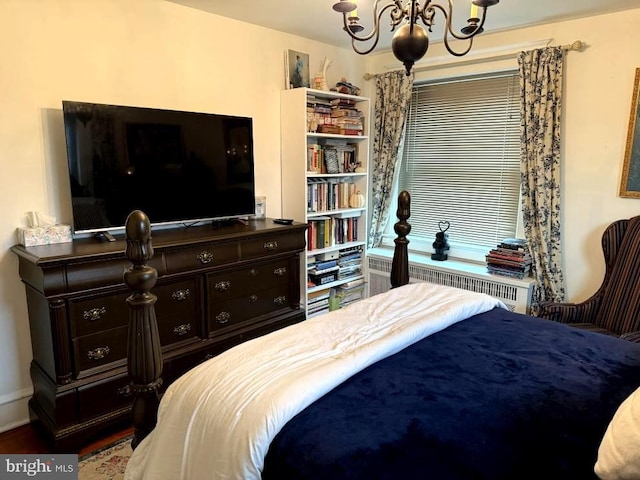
[285, 50, 310, 89]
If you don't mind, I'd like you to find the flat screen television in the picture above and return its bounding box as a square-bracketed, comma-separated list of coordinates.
[62, 100, 256, 235]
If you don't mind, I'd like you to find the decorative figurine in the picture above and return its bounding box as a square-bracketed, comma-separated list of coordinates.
[432, 221, 450, 261]
[313, 57, 332, 91]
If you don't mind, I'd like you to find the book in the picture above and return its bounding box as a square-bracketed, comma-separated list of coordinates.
[314, 259, 338, 270]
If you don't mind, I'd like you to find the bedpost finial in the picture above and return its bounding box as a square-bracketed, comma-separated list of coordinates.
[397, 191, 411, 223]
[124, 209, 157, 295]
[125, 210, 154, 265]
[394, 191, 412, 239]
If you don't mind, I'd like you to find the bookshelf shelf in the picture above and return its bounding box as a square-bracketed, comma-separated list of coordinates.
[281, 87, 371, 317]
[307, 208, 365, 218]
[307, 240, 366, 255]
[306, 172, 367, 179]
[306, 132, 369, 141]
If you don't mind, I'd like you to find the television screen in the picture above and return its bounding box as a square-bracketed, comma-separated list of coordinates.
[62, 101, 256, 234]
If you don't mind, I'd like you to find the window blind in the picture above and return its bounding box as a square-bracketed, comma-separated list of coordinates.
[398, 72, 521, 250]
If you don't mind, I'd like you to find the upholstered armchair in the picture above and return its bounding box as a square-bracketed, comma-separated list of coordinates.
[539, 215, 640, 342]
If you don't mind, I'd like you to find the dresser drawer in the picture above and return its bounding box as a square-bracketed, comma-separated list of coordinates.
[240, 232, 305, 260]
[155, 279, 200, 347]
[209, 285, 291, 334]
[207, 259, 291, 301]
[73, 326, 128, 373]
[66, 256, 165, 292]
[77, 372, 132, 422]
[70, 292, 130, 337]
[70, 279, 198, 338]
[155, 279, 198, 318]
[158, 314, 199, 348]
[165, 242, 238, 274]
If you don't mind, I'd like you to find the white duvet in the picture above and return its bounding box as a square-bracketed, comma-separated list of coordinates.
[124, 282, 505, 480]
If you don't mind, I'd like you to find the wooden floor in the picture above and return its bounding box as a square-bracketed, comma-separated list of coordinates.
[0, 422, 133, 455]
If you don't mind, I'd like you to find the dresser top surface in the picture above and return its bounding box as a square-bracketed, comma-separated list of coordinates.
[11, 218, 307, 265]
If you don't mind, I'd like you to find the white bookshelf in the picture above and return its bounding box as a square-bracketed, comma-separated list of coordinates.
[281, 88, 370, 317]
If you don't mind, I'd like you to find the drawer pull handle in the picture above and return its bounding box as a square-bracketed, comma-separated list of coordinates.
[248, 269, 257, 277]
[117, 385, 133, 397]
[87, 346, 110, 361]
[216, 311, 231, 324]
[273, 267, 287, 277]
[83, 307, 106, 321]
[249, 295, 258, 303]
[215, 281, 231, 292]
[173, 323, 192, 336]
[197, 251, 214, 264]
[204, 353, 214, 361]
[172, 289, 191, 301]
[273, 296, 287, 306]
[264, 241, 278, 251]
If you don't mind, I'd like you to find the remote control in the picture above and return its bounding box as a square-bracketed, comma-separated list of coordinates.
[273, 218, 294, 225]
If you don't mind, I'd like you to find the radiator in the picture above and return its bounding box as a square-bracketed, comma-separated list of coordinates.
[367, 254, 534, 314]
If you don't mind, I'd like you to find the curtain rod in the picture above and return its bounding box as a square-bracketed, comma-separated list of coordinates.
[363, 39, 585, 80]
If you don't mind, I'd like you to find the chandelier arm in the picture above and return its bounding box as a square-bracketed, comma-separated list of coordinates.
[351, 36, 382, 56]
[341, 1, 406, 44]
[442, 35, 475, 57]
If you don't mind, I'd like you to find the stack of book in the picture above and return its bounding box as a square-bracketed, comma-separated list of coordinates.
[335, 278, 366, 307]
[306, 96, 364, 135]
[338, 246, 363, 280]
[307, 257, 339, 287]
[329, 98, 364, 136]
[486, 238, 532, 279]
[307, 289, 331, 316]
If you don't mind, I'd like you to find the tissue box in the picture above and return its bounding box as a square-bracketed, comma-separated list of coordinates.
[17, 225, 72, 247]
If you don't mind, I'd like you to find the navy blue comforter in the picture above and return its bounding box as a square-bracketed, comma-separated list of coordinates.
[262, 307, 640, 479]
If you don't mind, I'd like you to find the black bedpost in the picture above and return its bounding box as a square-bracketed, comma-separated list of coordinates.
[124, 210, 163, 450]
[391, 191, 411, 288]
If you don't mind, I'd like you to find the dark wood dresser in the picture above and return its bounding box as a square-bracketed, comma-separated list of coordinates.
[11, 218, 307, 451]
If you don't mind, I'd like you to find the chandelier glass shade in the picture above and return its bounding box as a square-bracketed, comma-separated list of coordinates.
[332, 0, 500, 75]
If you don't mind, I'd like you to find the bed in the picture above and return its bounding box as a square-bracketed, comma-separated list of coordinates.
[122, 191, 640, 480]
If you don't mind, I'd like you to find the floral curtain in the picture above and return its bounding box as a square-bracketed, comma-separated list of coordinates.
[368, 71, 414, 248]
[517, 47, 566, 314]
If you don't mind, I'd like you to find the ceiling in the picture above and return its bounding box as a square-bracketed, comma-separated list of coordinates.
[167, 0, 640, 51]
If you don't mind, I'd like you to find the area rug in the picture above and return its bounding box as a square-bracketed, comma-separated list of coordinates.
[78, 436, 132, 480]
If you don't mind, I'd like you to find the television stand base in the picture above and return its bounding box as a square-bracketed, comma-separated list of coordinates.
[95, 231, 116, 242]
[211, 217, 249, 228]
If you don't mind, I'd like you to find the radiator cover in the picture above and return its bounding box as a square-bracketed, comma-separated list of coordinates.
[367, 253, 534, 314]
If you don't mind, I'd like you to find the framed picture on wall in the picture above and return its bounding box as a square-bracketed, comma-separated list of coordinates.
[620, 68, 640, 198]
[285, 49, 310, 89]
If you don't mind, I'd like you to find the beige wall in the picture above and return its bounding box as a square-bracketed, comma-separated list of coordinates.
[366, 8, 640, 303]
[0, 0, 366, 430]
[1, 0, 639, 431]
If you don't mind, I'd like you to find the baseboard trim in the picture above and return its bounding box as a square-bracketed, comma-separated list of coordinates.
[0, 387, 33, 433]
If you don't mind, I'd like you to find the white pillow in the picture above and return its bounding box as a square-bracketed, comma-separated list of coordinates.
[595, 386, 640, 479]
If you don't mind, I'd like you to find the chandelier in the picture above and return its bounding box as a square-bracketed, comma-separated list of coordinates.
[332, 0, 500, 75]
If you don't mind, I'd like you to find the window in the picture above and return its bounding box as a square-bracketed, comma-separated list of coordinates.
[392, 71, 521, 261]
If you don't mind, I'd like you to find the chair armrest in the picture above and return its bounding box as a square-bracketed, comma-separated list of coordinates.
[620, 331, 640, 343]
[538, 295, 602, 324]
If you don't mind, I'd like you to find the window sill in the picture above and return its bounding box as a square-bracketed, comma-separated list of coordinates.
[367, 246, 535, 288]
